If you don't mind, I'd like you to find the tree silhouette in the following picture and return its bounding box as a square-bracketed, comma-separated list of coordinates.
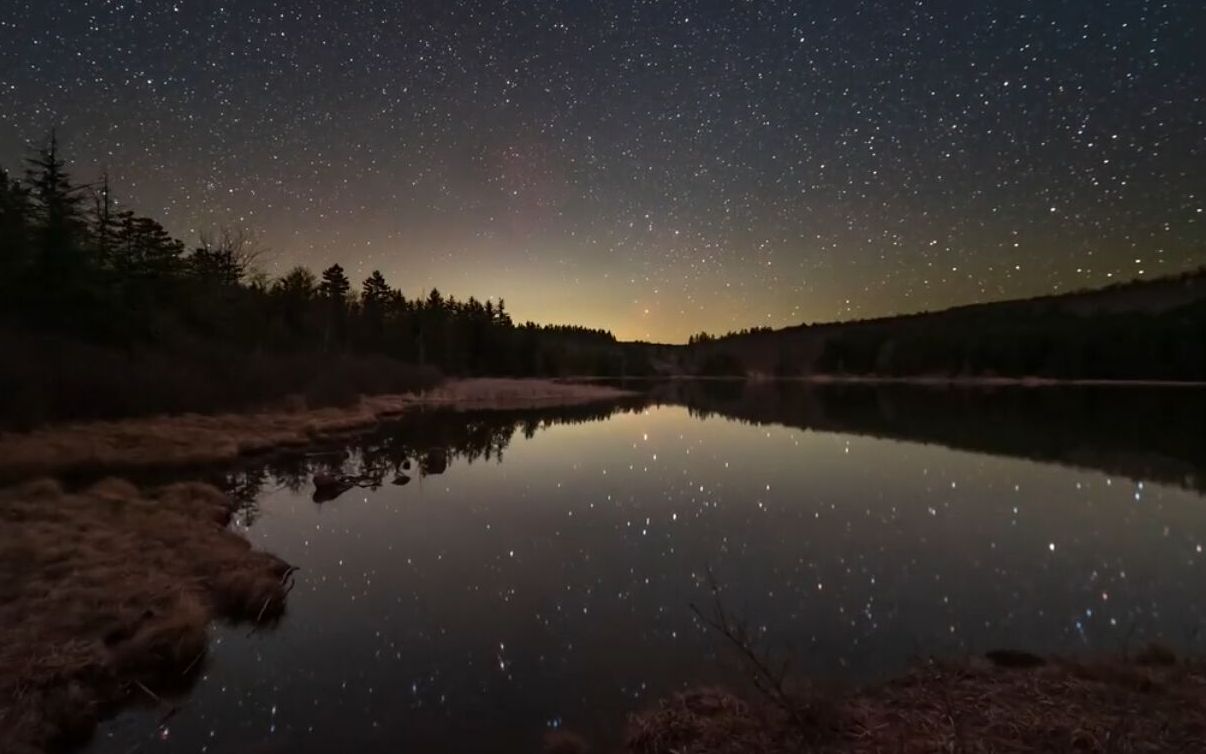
[273, 266, 318, 342]
[2, 129, 1197, 428]
[319, 263, 351, 349]
[0, 166, 33, 312]
[190, 228, 258, 285]
[22, 131, 93, 323]
[360, 270, 391, 347]
[90, 171, 120, 265]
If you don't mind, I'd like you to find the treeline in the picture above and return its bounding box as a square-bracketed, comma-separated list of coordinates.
[811, 296, 1206, 381]
[680, 270, 1206, 381]
[686, 326, 772, 346]
[0, 134, 651, 426]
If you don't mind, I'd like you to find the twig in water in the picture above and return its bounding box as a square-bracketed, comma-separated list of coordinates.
[278, 565, 299, 585]
[132, 680, 161, 704]
[689, 565, 819, 736]
[180, 649, 204, 677]
[254, 595, 274, 624]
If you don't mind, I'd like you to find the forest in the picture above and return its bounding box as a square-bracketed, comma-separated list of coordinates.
[682, 270, 1206, 381]
[3, 133, 1202, 428]
[0, 134, 654, 427]
[809, 297, 1206, 380]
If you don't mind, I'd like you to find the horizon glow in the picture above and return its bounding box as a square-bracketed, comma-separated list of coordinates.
[1, 1, 1203, 343]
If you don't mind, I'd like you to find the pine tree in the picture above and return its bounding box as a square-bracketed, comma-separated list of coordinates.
[362, 270, 390, 306]
[24, 131, 85, 244]
[0, 166, 33, 312]
[23, 131, 93, 322]
[360, 270, 391, 347]
[319, 263, 351, 349]
[319, 263, 351, 301]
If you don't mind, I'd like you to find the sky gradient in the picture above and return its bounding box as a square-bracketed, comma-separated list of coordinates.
[2, 0, 1204, 342]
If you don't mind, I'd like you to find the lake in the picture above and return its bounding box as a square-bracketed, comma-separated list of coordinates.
[87, 382, 1206, 753]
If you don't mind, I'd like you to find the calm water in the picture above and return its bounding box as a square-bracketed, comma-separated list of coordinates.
[90, 384, 1206, 754]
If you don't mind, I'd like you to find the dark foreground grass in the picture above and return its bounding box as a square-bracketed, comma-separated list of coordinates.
[625, 653, 1206, 753]
[0, 478, 293, 753]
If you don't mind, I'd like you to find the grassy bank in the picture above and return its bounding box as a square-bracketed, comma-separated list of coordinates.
[0, 378, 635, 481]
[0, 478, 293, 753]
[625, 652, 1206, 753]
[0, 378, 636, 752]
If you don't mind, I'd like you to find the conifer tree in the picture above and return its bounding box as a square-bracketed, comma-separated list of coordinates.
[319, 263, 351, 348]
[0, 166, 33, 309]
[360, 270, 391, 346]
[23, 131, 93, 323]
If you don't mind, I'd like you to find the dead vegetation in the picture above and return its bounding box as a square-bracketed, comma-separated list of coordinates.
[0, 378, 635, 481]
[635, 570, 1206, 752]
[0, 478, 294, 753]
[626, 652, 1206, 753]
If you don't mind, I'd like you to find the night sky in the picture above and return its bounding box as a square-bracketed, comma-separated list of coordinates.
[2, 1, 1203, 342]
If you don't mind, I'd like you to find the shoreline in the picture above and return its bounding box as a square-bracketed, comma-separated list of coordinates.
[625, 650, 1206, 753]
[575, 374, 1206, 388]
[778, 374, 1206, 388]
[0, 378, 636, 482]
[0, 479, 294, 753]
[0, 378, 634, 751]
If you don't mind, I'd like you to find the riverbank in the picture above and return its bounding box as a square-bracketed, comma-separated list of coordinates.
[0, 378, 636, 752]
[575, 373, 1206, 388]
[625, 651, 1206, 753]
[0, 378, 635, 482]
[782, 374, 1206, 388]
[0, 478, 293, 754]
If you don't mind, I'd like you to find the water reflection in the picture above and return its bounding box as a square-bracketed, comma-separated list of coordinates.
[88, 383, 1206, 754]
[218, 399, 650, 522]
[654, 380, 1206, 492]
[217, 382, 1206, 512]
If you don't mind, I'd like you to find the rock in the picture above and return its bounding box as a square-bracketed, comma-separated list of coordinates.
[312, 472, 352, 503]
[392, 474, 411, 486]
[312, 471, 341, 490]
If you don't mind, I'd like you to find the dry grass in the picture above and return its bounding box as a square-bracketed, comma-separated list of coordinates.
[626, 655, 1206, 753]
[0, 379, 634, 481]
[0, 478, 293, 753]
[402, 378, 636, 410]
[627, 688, 798, 754]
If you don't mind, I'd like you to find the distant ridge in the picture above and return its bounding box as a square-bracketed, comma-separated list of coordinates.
[667, 268, 1206, 381]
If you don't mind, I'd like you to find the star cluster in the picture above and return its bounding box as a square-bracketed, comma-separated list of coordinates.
[1, 0, 1203, 341]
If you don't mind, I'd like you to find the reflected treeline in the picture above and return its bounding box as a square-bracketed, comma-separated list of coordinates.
[648, 380, 1206, 492]
[217, 397, 650, 519]
[209, 380, 1205, 516]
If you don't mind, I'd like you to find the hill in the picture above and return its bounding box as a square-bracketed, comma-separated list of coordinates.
[666, 269, 1206, 381]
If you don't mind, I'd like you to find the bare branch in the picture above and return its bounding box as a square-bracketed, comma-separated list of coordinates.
[689, 565, 823, 736]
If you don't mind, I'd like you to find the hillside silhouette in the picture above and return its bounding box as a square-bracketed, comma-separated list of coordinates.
[3, 132, 1203, 430]
[675, 269, 1206, 381]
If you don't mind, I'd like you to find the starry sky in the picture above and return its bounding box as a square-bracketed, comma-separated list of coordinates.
[2, 1, 1204, 342]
